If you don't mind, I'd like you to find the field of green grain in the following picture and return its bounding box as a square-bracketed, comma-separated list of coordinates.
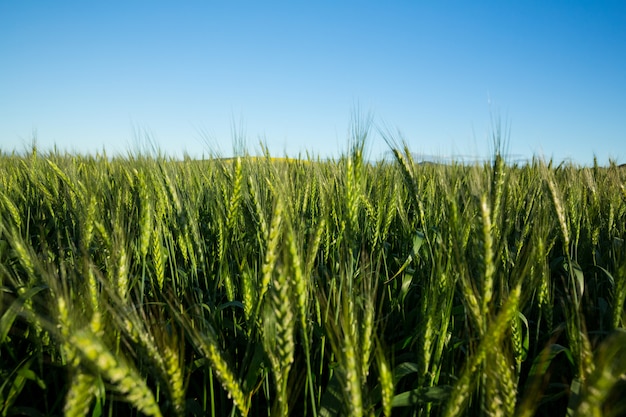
[1, 138, 625, 416]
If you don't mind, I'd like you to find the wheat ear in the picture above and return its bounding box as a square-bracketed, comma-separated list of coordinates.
[70, 329, 163, 417]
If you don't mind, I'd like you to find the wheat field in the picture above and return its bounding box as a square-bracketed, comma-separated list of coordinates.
[1, 138, 625, 416]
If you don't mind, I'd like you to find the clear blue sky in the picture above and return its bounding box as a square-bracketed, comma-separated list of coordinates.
[1, 1, 625, 164]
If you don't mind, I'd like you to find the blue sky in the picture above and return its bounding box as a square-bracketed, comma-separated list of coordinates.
[1, 1, 625, 164]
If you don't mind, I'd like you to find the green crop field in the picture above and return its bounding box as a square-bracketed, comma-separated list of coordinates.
[1, 137, 625, 416]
